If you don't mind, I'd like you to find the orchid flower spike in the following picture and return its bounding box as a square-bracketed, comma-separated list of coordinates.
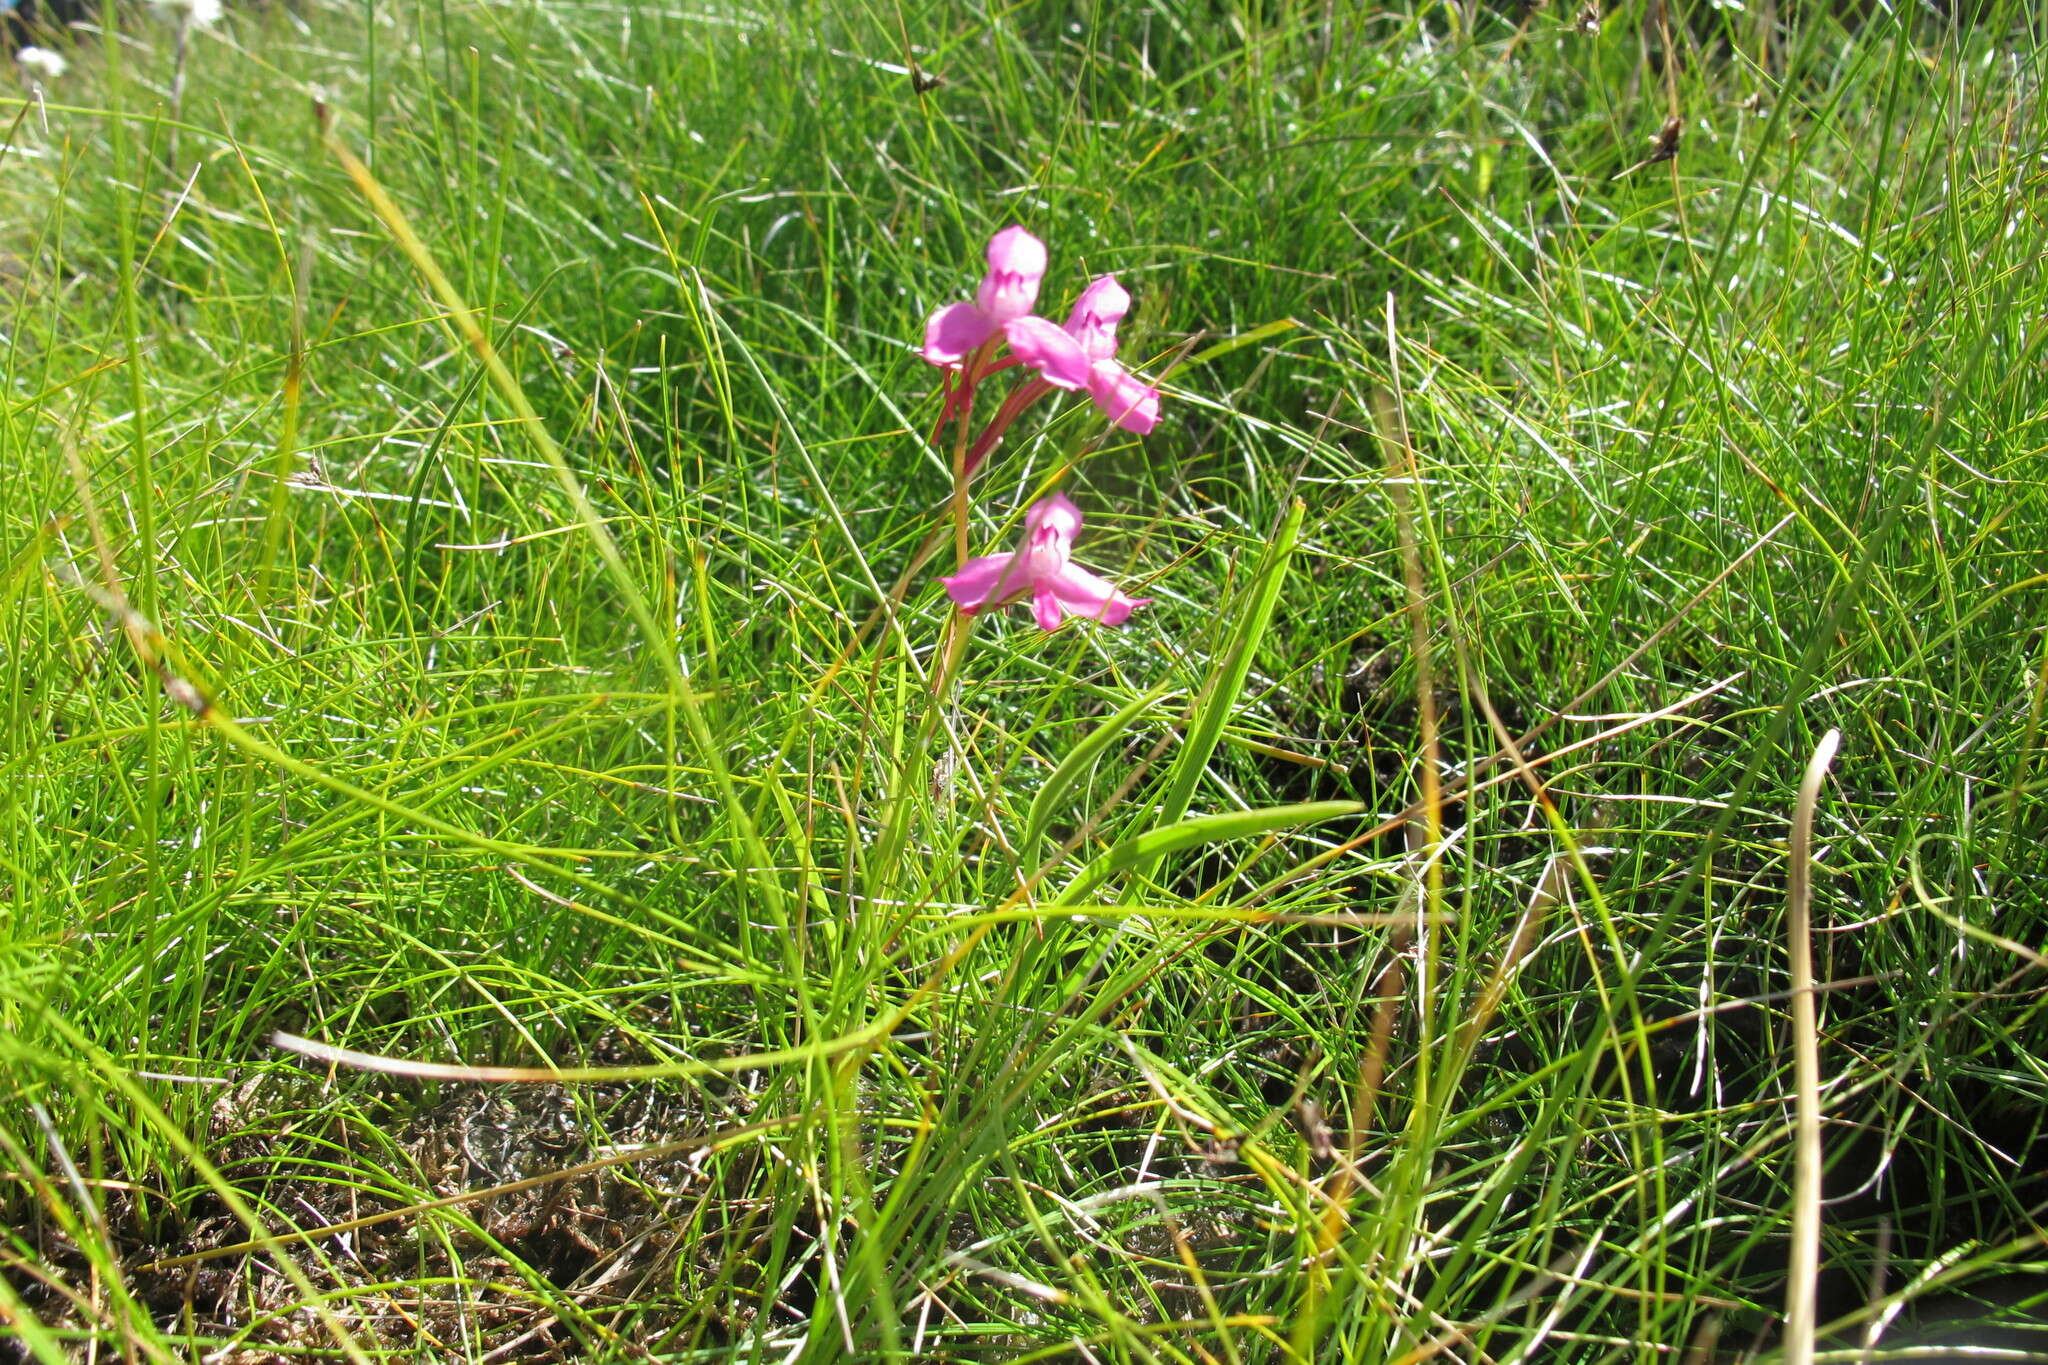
[923, 226, 1048, 368]
[941, 493, 1150, 630]
[1003, 274, 1162, 433]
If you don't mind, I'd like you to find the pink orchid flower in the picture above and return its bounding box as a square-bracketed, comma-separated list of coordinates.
[940, 492, 1150, 630]
[1003, 274, 1161, 433]
[922, 226, 1049, 367]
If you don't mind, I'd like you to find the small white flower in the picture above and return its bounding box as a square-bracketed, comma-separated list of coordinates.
[148, 0, 225, 27]
[16, 46, 68, 82]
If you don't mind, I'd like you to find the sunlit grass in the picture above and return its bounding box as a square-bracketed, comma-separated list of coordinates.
[2, 0, 2045, 1359]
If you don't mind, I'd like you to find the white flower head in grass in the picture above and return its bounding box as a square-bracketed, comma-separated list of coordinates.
[16, 46, 68, 83]
[149, 0, 224, 26]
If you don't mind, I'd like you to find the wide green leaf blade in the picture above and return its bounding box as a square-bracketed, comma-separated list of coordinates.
[1053, 800, 1362, 907]
[1022, 685, 1179, 853]
[1152, 498, 1305, 835]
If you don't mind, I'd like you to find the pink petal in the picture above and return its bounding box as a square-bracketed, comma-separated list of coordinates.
[1003, 315, 1092, 390]
[977, 227, 1048, 323]
[1025, 491, 1084, 541]
[940, 494, 1136, 628]
[1064, 275, 1130, 361]
[941, 553, 1021, 612]
[1032, 583, 1065, 631]
[986, 225, 1048, 278]
[1014, 492, 1080, 582]
[1048, 563, 1149, 626]
[1087, 360, 1160, 433]
[923, 302, 996, 367]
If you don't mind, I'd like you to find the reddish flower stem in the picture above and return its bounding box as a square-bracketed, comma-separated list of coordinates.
[927, 355, 1025, 455]
[948, 340, 1000, 570]
[963, 378, 1055, 479]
